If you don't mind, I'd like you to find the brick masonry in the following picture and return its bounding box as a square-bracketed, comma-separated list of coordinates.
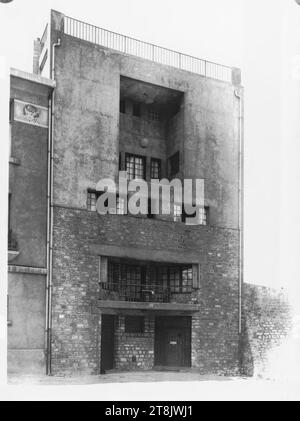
[240, 283, 292, 377]
[115, 316, 155, 371]
[50, 206, 291, 377]
[51, 206, 240, 376]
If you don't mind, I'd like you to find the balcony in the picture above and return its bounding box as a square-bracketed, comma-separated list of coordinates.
[8, 229, 19, 262]
[99, 281, 199, 313]
[101, 282, 176, 303]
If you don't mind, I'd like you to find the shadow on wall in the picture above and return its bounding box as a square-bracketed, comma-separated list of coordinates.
[239, 283, 292, 379]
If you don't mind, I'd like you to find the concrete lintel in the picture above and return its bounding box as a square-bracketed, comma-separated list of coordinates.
[8, 265, 47, 276]
[90, 243, 205, 265]
[10, 68, 56, 89]
[98, 300, 200, 313]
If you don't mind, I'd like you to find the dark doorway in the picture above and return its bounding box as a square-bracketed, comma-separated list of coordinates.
[100, 315, 116, 374]
[154, 316, 191, 368]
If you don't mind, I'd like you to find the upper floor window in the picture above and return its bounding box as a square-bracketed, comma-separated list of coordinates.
[173, 204, 182, 223]
[87, 190, 99, 212]
[199, 206, 209, 226]
[168, 151, 180, 178]
[126, 153, 146, 181]
[150, 158, 161, 180]
[117, 196, 126, 215]
[148, 110, 160, 122]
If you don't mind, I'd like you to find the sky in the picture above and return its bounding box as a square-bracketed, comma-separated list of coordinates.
[0, 0, 299, 297]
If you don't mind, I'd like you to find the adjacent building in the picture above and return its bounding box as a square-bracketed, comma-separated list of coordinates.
[8, 10, 244, 376]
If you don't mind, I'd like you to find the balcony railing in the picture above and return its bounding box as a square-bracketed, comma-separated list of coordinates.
[8, 229, 18, 251]
[101, 282, 173, 303]
[101, 282, 194, 303]
[64, 16, 233, 83]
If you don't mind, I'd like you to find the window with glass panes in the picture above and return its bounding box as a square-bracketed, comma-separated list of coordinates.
[126, 154, 146, 180]
[150, 158, 161, 179]
[122, 264, 142, 301]
[87, 191, 98, 211]
[106, 261, 193, 297]
[174, 204, 182, 222]
[148, 110, 160, 121]
[199, 206, 208, 226]
[117, 196, 126, 215]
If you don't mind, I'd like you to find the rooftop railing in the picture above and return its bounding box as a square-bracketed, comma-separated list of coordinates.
[64, 15, 234, 83]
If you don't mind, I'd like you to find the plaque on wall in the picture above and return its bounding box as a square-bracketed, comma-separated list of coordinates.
[14, 100, 49, 128]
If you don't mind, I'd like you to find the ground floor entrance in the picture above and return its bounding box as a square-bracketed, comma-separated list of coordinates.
[100, 314, 192, 373]
[154, 316, 192, 368]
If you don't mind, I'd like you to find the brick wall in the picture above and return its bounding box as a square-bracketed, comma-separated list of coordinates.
[51, 205, 240, 375]
[115, 316, 155, 371]
[240, 283, 292, 377]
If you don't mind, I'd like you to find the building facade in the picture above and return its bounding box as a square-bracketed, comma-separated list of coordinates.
[8, 10, 244, 376]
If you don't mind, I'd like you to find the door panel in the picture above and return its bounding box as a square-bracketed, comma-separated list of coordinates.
[155, 317, 191, 367]
[100, 315, 115, 373]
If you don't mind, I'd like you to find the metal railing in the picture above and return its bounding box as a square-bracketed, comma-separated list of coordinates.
[64, 16, 233, 83]
[8, 229, 18, 251]
[101, 282, 172, 303]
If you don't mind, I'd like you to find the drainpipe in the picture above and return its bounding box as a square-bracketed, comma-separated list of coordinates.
[46, 38, 61, 376]
[234, 88, 244, 336]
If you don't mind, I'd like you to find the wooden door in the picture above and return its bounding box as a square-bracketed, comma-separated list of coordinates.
[100, 315, 115, 374]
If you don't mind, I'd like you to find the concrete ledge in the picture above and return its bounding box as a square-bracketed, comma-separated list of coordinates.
[98, 300, 200, 313]
[10, 67, 56, 88]
[8, 265, 47, 275]
[90, 243, 204, 264]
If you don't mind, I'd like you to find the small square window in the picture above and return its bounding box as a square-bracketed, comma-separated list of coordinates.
[125, 316, 144, 334]
[148, 110, 160, 121]
[174, 204, 182, 222]
[87, 191, 98, 212]
[199, 206, 209, 226]
[117, 196, 126, 215]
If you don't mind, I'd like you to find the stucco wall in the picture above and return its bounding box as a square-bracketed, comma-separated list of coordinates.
[9, 78, 49, 268]
[7, 273, 46, 374]
[51, 22, 241, 230]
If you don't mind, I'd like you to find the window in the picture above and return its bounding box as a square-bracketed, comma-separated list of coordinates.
[199, 206, 209, 226]
[106, 261, 193, 297]
[169, 266, 181, 293]
[120, 100, 126, 114]
[126, 154, 146, 180]
[174, 204, 182, 222]
[125, 316, 145, 334]
[150, 158, 161, 179]
[148, 110, 160, 121]
[87, 190, 99, 212]
[168, 151, 180, 177]
[182, 267, 193, 293]
[133, 102, 141, 117]
[117, 196, 126, 215]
